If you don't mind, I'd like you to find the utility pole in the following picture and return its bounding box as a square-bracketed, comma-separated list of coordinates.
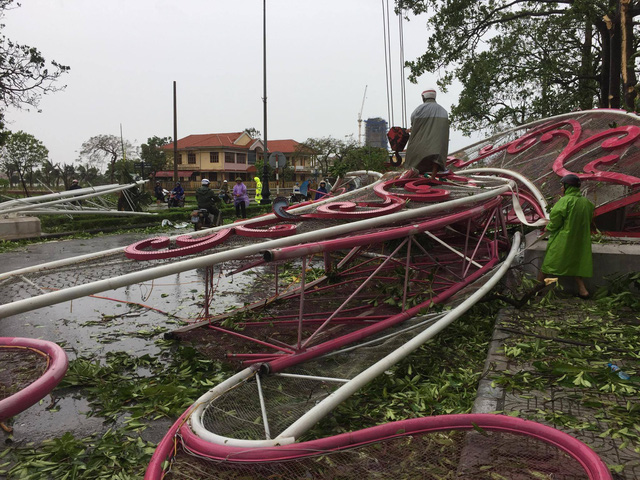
[358, 85, 368, 146]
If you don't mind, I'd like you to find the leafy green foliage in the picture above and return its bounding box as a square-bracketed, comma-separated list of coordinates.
[329, 146, 389, 178]
[1, 343, 230, 479]
[491, 285, 640, 457]
[396, 0, 634, 134]
[303, 302, 501, 439]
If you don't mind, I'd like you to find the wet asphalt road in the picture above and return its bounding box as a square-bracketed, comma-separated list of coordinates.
[0, 233, 250, 446]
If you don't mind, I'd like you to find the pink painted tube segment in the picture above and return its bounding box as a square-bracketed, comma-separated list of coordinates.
[266, 256, 499, 373]
[0, 337, 69, 422]
[145, 413, 611, 480]
[263, 198, 502, 263]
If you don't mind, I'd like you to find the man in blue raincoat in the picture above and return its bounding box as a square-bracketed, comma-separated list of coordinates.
[538, 174, 594, 298]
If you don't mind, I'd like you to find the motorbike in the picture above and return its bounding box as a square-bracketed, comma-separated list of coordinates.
[289, 192, 307, 203]
[219, 192, 232, 204]
[167, 192, 185, 208]
[191, 208, 218, 231]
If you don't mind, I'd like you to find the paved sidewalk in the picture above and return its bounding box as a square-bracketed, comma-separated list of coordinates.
[474, 296, 640, 479]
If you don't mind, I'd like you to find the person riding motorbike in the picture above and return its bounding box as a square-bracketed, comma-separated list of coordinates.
[195, 179, 221, 223]
[168, 182, 185, 207]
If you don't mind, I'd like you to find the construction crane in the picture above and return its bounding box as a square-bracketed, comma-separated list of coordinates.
[357, 85, 368, 146]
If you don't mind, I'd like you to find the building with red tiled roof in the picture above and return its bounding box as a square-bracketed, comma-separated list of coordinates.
[158, 132, 314, 189]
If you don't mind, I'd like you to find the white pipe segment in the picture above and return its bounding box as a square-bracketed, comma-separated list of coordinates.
[0, 176, 390, 282]
[15, 209, 156, 216]
[187, 232, 522, 448]
[461, 168, 549, 227]
[344, 170, 383, 179]
[460, 167, 548, 213]
[0, 183, 511, 319]
[188, 367, 297, 448]
[276, 231, 522, 442]
[0, 181, 148, 215]
[0, 184, 122, 209]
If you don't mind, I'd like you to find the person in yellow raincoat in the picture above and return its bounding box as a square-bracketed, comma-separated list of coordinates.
[538, 174, 594, 298]
[254, 176, 262, 203]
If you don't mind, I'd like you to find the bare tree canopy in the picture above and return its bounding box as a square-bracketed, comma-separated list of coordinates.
[79, 134, 135, 183]
[396, 0, 639, 134]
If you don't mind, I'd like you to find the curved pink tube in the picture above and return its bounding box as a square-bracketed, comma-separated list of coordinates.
[147, 413, 611, 479]
[0, 337, 68, 422]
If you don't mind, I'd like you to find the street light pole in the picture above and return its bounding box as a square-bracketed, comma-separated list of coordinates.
[260, 0, 271, 204]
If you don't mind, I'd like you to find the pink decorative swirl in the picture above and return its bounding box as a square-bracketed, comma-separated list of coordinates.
[236, 221, 298, 238]
[374, 178, 450, 202]
[302, 195, 404, 219]
[551, 125, 640, 186]
[124, 229, 233, 260]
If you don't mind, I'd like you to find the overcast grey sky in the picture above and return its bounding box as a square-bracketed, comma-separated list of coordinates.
[4, 0, 479, 166]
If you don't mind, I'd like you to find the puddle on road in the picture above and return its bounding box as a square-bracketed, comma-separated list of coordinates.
[0, 260, 257, 445]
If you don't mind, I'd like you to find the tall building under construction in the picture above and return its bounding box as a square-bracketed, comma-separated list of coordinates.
[365, 117, 388, 149]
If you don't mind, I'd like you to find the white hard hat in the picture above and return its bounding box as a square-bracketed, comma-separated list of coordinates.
[201, 179, 210, 185]
[223, 179, 228, 182]
[421, 88, 437, 101]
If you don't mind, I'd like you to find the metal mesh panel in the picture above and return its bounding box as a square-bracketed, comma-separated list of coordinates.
[0, 346, 48, 400]
[451, 110, 640, 202]
[201, 374, 337, 440]
[165, 429, 589, 479]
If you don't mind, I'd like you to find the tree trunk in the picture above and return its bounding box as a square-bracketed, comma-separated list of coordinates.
[18, 169, 29, 197]
[596, 19, 610, 107]
[606, 10, 622, 108]
[621, 0, 637, 109]
[579, 22, 594, 110]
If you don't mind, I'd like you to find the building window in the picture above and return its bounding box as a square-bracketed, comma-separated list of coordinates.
[210, 152, 219, 163]
[176, 154, 182, 165]
[188, 153, 196, 164]
[225, 152, 235, 163]
[236, 153, 246, 164]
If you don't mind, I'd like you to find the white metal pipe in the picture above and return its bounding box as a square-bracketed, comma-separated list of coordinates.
[0, 184, 511, 318]
[272, 373, 350, 383]
[0, 181, 148, 215]
[0, 176, 390, 281]
[188, 367, 297, 448]
[15, 209, 156, 216]
[0, 183, 123, 209]
[187, 231, 521, 448]
[460, 167, 548, 214]
[255, 373, 272, 440]
[345, 170, 383, 179]
[276, 232, 521, 441]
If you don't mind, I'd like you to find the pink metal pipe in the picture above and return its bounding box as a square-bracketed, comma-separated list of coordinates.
[301, 239, 408, 349]
[168, 413, 611, 480]
[0, 337, 69, 422]
[263, 198, 502, 263]
[207, 326, 296, 354]
[265, 255, 499, 373]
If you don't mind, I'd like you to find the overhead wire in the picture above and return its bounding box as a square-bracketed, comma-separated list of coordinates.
[398, 8, 407, 128]
[382, 0, 394, 127]
[382, 1, 408, 129]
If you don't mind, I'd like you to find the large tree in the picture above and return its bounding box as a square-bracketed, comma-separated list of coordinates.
[1, 130, 48, 195]
[0, 0, 69, 145]
[396, 0, 639, 134]
[330, 146, 390, 178]
[79, 134, 136, 183]
[297, 137, 359, 178]
[140, 135, 171, 177]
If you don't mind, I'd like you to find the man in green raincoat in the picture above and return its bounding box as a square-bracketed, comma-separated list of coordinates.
[538, 174, 594, 298]
[254, 176, 262, 203]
